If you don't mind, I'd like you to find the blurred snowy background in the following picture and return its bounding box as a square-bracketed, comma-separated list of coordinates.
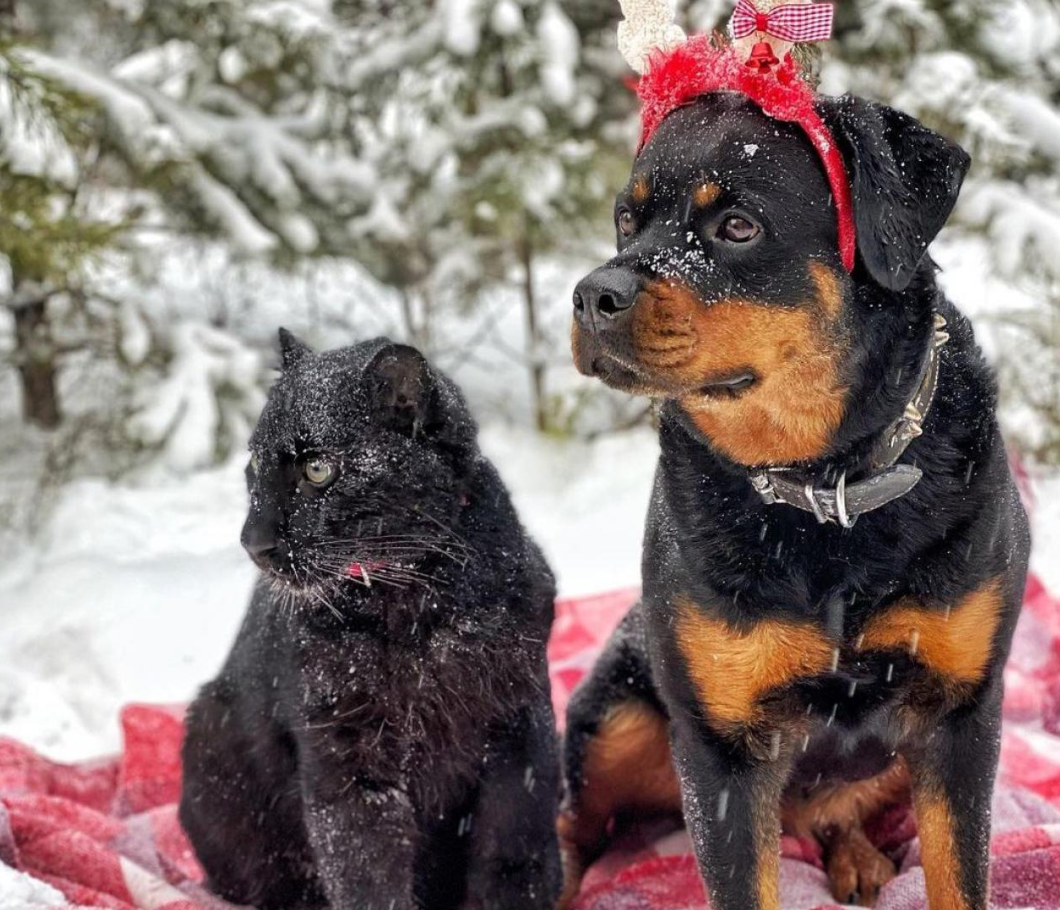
[0, 0, 1058, 760]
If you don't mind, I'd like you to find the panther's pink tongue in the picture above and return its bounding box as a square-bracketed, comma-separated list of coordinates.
[347, 561, 386, 585]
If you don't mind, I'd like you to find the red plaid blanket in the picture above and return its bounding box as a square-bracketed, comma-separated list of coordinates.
[2, 580, 1060, 909]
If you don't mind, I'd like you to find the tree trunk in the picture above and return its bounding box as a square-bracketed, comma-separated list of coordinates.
[520, 230, 548, 433]
[399, 287, 433, 353]
[12, 298, 62, 429]
[399, 289, 417, 344]
[419, 286, 433, 353]
[0, 0, 16, 32]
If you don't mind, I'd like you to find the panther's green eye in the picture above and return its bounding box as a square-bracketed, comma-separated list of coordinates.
[303, 458, 335, 487]
[249, 454, 259, 472]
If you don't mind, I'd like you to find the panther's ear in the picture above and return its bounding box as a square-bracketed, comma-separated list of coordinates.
[278, 328, 312, 370]
[818, 96, 971, 291]
[365, 343, 434, 438]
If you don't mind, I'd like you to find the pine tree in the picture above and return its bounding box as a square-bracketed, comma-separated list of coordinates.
[15, 0, 636, 434]
[2, 1, 284, 465]
[336, 0, 634, 428]
[17, 0, 1055, 456]
[1, 7, 126, 428]
[20, 0, 375, 260]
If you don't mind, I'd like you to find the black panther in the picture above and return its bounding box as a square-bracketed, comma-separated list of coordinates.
[561, 91, 1030, 910]
[180, 333, 562, 910]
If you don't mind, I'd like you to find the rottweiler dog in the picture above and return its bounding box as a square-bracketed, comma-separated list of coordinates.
[560, 91, 1030, 910]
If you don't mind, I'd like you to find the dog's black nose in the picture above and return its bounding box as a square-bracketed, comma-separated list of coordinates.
[573, 267, 640, 323]
[241, 519, 279, 565]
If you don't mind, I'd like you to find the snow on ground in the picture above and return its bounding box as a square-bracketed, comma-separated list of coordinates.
[0, 862, 68, 908]
[1030, 473, 1060, 597]
[3, 410, 1057, 764]
[0, 424, 657, 761]
[0, 233, 1057, 763]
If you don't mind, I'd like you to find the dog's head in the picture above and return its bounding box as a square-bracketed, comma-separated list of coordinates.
[571, 92, 969, 467]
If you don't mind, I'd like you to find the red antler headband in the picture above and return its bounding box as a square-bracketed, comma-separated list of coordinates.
[618, 0, 856, 273]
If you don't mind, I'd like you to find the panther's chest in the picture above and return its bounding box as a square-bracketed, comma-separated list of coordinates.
[294, 623, 528, 803]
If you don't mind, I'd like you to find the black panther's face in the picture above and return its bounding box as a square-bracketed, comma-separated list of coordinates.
[241, 333, 475, 598]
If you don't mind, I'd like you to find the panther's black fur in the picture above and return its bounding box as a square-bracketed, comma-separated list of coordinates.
[180, 335, 561, 910]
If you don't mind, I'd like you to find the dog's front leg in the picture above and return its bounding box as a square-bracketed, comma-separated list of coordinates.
[670, 714, 792, 910]
[300, 750, 419, 910]
[903, 674, 1004, 910]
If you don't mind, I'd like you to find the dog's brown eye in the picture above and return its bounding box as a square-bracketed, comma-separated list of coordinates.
[718, 216, 760, 243]
[618, 209, 635, 236]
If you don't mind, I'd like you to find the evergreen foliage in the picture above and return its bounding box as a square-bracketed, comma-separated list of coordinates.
[1, 0, 1058, 462]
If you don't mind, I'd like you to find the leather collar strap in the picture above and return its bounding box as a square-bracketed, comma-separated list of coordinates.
[750, 313, 949, 527]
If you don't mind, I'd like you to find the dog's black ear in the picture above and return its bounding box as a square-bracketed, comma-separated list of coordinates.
[818, 96, 970, 291]
[278, 328, 312, 370]
[365, 343, 434, 438]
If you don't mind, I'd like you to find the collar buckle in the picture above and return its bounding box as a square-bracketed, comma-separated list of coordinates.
[750, 472, 779, 504]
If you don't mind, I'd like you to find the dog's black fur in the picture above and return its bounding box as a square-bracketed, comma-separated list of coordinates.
[180, 335, 562, 910]
[563, 92, 1030, 910]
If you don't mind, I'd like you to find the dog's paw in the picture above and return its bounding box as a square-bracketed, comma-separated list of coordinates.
[825, 826, 897, 907]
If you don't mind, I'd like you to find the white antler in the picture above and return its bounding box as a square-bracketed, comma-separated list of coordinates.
[617, 0, 687, 74]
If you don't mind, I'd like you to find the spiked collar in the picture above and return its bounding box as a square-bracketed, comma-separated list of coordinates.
[749, 313, 949, 527]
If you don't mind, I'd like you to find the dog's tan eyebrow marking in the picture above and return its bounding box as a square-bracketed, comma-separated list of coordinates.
[693, 182, 722, 207]
[631, 174, 651, 204]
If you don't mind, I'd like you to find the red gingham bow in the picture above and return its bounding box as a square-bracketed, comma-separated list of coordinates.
[730, 0, 834, 43]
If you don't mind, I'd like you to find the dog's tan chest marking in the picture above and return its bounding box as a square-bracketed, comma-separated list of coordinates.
[857, 578, 1004, 690]
[675, 596, 835, 732]
[676, 579, 1003, 736]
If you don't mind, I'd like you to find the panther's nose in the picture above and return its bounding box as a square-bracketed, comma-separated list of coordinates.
[241, 518, 279, 566]
[573, 267, 641, 326]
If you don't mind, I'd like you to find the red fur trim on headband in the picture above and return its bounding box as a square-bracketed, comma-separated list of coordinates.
[637, 38, 856, 272]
